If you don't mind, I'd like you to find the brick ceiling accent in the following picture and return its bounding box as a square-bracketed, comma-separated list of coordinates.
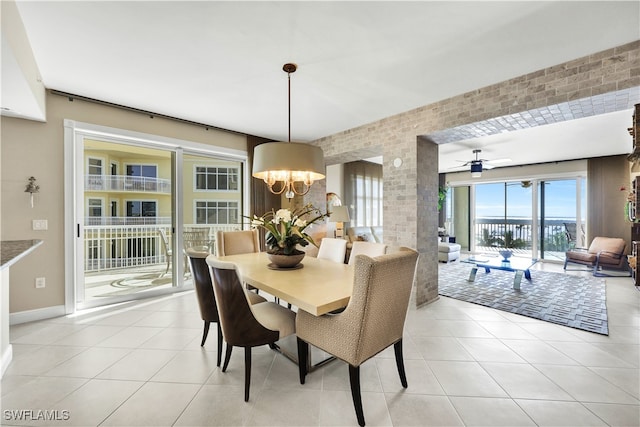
[427, 87, 640, 145]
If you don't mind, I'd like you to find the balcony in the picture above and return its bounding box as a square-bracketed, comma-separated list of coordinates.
[474, 218, 574, 261]
[83, 223, 238, 273]
[85, 174, 171, 193]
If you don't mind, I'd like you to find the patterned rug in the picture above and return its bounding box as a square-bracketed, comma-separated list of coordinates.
[438, 261, 609, 335]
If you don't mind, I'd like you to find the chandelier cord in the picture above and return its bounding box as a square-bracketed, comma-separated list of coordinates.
[287, 69, 291, 143]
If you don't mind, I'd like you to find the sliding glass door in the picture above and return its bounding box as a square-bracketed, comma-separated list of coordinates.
[538, 178, 585, 261]
[79, 138, 176, 308]
[73, 137, 247, 310]
[456, 177, 585, 262]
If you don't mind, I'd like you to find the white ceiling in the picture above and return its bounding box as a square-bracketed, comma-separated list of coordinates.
[5, 1, 640, 172]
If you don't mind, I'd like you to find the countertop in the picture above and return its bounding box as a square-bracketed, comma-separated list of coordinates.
[1, 240, 43, 270]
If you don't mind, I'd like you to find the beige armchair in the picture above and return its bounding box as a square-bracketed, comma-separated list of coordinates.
[564, 236, 630, 277]
[296, 247, 419, 426]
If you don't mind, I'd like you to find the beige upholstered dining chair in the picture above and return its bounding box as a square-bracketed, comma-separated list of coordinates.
[215, 229, 260, 256]
[317, 237, 348, 264]
[206, 257, 296, 402]
[347, 241, 387, 265]
[215, 229, 265, 301]
[296, 247, 419, 427]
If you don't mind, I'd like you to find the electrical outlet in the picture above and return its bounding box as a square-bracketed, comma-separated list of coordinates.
[35, 277, 46, 288]
[32, 220, 48, 230]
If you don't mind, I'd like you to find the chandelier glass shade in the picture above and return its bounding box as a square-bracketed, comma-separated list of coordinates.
[252, 62, 325, 199]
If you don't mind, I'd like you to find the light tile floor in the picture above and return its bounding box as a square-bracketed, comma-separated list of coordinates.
[2, 262, 639, 426]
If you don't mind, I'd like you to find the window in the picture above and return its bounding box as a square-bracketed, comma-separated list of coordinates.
[195, 166, 239, 191]
[126, 164, 157, 178]
[195, 200, 239, 224]
[88, 157, 103, 175]
[126, 201, 157, 217]
[344, 161, 383, 226]
[88, 198, 103, 217]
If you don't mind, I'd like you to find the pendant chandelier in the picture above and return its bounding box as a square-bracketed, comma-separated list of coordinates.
[252, 63, 325, 200]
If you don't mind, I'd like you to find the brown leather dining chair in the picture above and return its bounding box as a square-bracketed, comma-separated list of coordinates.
[206, 256, 296, 402]
[296, 247, 419, 426]
[185, 248, 224, 366]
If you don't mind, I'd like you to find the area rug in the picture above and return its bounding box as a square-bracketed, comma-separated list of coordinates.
[438, 261, 609, 335]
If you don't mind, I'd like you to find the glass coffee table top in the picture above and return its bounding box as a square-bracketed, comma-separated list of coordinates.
[462, 255, 538, 290]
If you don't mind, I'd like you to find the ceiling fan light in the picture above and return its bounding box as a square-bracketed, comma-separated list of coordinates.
[470, 162, 482, 178]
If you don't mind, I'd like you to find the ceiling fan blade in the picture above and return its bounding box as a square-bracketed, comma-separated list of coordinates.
[486, 158, 511, 164]
[483, 163, 496, 170]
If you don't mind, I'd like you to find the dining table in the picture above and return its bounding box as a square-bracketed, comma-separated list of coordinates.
[207, 251, 354, 316]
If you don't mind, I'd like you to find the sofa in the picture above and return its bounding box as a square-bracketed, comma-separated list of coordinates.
[346, 226, 383, 244]
[321, 225, 461, 263]
[438, 240, 461, 263]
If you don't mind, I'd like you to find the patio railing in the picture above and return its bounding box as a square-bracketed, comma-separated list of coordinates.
[474, 218, 572, 252]
[84, 223, 239, 272]
[86, 174, 171, 193]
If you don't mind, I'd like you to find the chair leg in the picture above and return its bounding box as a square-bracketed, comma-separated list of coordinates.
[394, 340, 408, 388]
[222, 344, 233, 372]
[201, 321, 210, 347]
[297, 337, 309, 384]
[216, 322, 223, 367]
[348, 365, 365, 427]
[244, 347, 252, 402]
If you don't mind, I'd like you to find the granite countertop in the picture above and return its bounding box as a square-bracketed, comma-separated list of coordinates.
[1, 240, 43, 270]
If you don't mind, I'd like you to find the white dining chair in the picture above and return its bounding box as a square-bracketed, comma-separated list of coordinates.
[348, 241, 387, 265]
[317, 238, 347, 264]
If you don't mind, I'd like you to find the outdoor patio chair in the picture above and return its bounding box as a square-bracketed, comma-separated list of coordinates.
[158, 229, 172, 275]
[564, 236, 631, 277]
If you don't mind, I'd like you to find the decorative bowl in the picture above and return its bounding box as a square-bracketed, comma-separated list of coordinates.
[267, 252, 305, 269]
[499, 250, 512, 261]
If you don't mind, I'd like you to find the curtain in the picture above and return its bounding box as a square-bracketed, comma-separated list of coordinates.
[344, 161, 383, 226]
[247, 136, 280, 249]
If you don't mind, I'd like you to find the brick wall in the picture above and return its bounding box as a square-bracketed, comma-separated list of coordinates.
[305, 40, 640, 306]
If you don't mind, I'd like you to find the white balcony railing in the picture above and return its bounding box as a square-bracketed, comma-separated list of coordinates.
[86, 174, 171, 193]
[85, 216, 172, 226]
[83, 223, 240, 272]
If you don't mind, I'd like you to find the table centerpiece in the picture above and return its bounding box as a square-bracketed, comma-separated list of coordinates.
[248, 204, 328, 269]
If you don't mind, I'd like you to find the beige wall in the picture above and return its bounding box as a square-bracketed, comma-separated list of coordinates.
[1, 92, 247, 314]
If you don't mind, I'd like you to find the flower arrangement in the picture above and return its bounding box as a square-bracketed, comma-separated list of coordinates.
[248, 204, 328, 255]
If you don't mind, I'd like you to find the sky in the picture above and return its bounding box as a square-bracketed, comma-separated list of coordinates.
[474, 180, 583, 220]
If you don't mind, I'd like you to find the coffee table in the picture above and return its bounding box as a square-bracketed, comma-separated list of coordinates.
[463, 256, 538, 290]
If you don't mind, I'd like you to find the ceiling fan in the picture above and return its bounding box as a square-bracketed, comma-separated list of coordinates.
[457, 149, 511, 177]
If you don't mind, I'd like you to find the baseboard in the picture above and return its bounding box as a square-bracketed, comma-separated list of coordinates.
[10, 305, 66, 325]
[1, 344, 12, 379]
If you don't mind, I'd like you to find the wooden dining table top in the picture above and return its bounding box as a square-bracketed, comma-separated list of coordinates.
[208, 252, 354, 316]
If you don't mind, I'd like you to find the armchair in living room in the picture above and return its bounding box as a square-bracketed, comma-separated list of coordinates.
[564, 236, 631, 277]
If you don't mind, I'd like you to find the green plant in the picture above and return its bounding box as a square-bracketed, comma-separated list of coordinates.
[248, 204, 328, 255]
[438, 186, 448, 212]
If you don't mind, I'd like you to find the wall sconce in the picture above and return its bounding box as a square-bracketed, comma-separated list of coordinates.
[24, 176, 40, 208]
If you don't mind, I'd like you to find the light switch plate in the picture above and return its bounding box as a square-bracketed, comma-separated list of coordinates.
[32, 219, 48, 230]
